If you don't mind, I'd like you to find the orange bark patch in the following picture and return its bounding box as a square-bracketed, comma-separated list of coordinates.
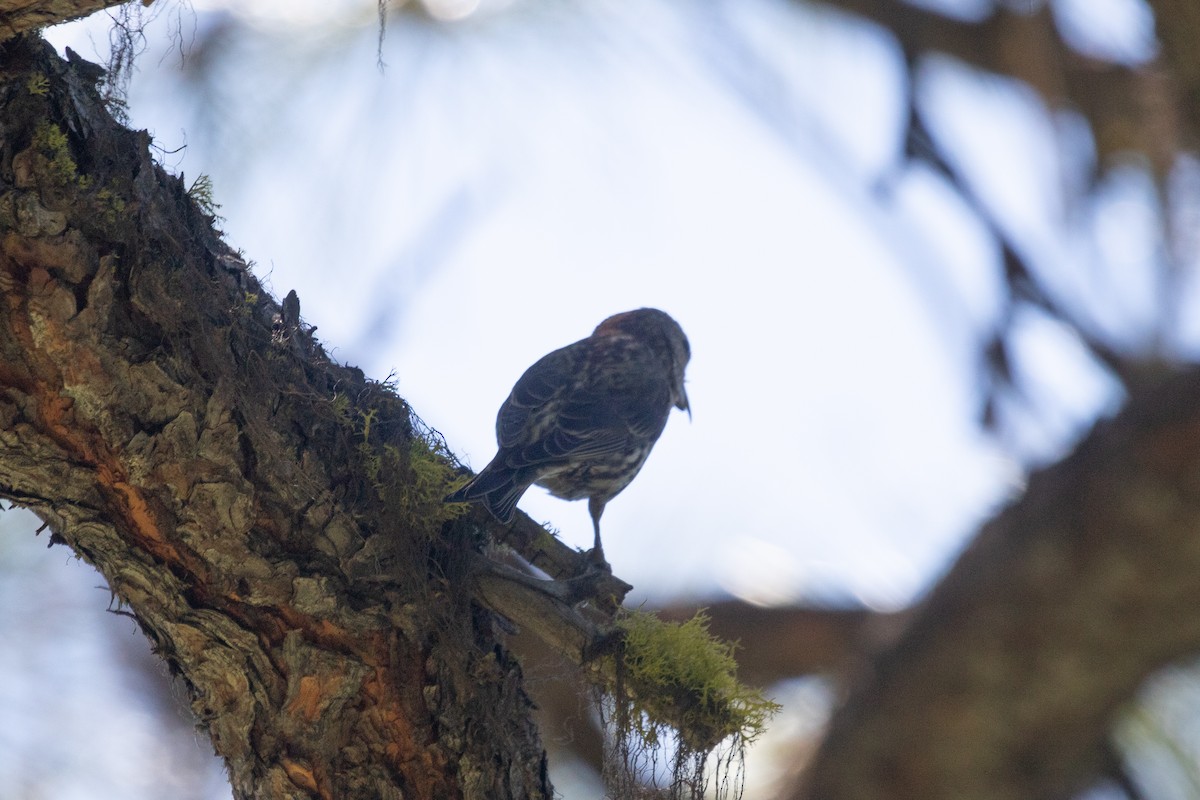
[281, 757, 320, 795]
[286, 675, 327, 723]
[31, 350, 188, 570]
[270, 607, 363, 656]
[4, 266, 182, 566]
[361, 656, 456, 799]
[80, 452, 181, 565]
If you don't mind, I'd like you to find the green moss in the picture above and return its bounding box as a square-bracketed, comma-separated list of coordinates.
[26, 74, 49, 97]
[358, 406, 379, 442]
[187, 174, 222, 220]
[595, 610, 780, 798]
[333, 391, 465, 540]
[31, 122, 79, 187]
[330, 392, 351, 421]
[614, 610, 779, 750]
[94, 188, 126, 224]
[402, 432, 468, 527]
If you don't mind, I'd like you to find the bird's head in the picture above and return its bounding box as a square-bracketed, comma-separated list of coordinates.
[594, 307, 691, 417]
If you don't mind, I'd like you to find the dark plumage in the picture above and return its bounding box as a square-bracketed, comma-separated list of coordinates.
[445, 308, 690, 563]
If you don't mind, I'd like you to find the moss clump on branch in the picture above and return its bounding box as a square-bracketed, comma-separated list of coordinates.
[331, 383, 465, 544]
[598, 609, 780, 799]
[396, 423, 470, 533]
[616, 609, 778, 749]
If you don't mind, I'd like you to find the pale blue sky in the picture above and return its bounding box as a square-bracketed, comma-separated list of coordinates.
[42, 0, 1148, 607]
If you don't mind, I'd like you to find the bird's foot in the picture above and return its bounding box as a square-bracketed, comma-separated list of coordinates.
[558, 568, 629, 611]
[585, 546, 611, 573]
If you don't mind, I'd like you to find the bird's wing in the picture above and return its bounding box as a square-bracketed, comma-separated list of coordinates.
[496, 342, 583, 449]
[510, 362, 672, 467]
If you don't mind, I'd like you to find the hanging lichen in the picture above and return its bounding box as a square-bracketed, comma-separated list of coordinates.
[595, 609, 780, 800]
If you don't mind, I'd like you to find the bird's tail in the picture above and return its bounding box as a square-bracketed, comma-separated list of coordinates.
[444, 460, 530, 524]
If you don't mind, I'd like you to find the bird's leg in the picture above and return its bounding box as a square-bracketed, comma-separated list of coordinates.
[587, 497, 609, 569]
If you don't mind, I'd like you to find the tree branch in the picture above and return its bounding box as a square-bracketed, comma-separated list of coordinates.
[1142, 0, 1200, 145]
[794, 367, 1200, 799]
[657, 600, 908, 687]
[0, 0, 124, 40]
[0, 35, 552, 799]
[806, 0, 1178, 172]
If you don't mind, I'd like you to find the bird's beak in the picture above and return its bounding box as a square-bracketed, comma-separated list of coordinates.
[677, 390, 690, 421]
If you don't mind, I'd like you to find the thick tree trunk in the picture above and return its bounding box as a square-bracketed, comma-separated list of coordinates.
[0, 35, 550, 799]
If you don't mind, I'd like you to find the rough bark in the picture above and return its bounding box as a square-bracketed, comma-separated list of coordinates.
[0, 34, 551, 799]
[0, 0, 122, 39]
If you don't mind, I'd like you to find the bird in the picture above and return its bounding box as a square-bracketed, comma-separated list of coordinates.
[445, 308, 690, 565]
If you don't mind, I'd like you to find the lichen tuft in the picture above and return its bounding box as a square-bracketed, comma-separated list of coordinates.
[597, 609, 781, 800]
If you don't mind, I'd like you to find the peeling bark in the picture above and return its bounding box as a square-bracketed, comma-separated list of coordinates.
[0, 35, 550, 799]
